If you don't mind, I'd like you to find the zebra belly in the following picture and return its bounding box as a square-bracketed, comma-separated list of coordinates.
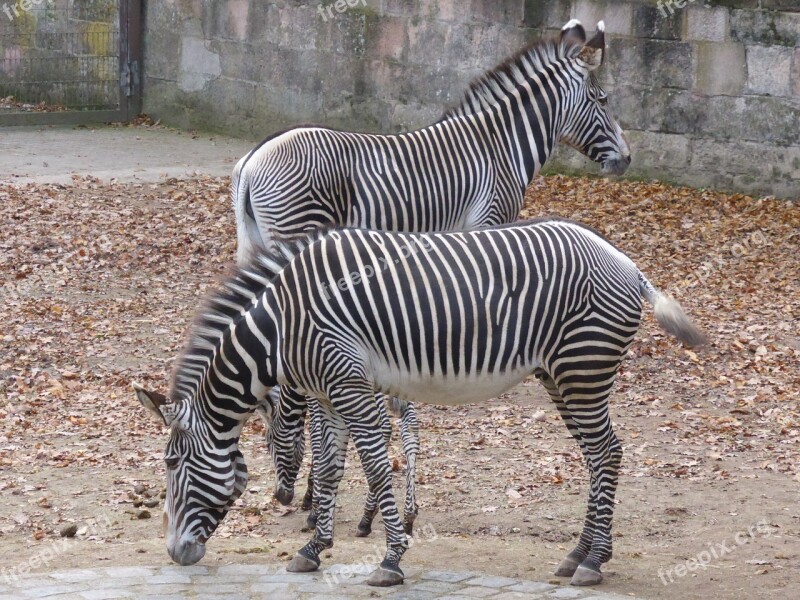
[371, 364, 538, 406]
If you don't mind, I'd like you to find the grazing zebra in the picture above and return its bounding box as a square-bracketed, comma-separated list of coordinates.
[233, 19, 629, 536]
[132, 218, 704, 588]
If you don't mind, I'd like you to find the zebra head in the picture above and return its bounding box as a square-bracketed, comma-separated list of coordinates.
[557, 20, 631, 175]
[133, 383, 249, 566]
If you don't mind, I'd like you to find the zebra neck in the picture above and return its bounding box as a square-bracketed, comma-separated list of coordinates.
[476, 83, 562, 189]
[200, 295, 282, 434]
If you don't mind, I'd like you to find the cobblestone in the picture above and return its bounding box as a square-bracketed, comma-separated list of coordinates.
[2, 564, 644, 599]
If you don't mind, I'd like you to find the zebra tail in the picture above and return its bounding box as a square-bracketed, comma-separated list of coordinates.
[638, 272, 707, 348]
[232, 157, 266, 264]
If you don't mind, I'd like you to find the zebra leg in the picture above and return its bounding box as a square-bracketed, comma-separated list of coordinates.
[270, 386, 308, 506]
[287, 398, 347, 573]
[301, 465, 314, 511]
[356, 396, 391, 537]
[553, 373, 621, 587]
[536, 372, 597, 578]
[305, 402, 321, 530]
[333, 385, 408, 587]
[396, 399, 419, 535]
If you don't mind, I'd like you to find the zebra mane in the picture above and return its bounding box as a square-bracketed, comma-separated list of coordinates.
[168, 230, 325, 403]
[441, 37, 582, 121]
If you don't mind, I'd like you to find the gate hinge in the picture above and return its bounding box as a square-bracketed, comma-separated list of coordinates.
[121, 59, 140, 97]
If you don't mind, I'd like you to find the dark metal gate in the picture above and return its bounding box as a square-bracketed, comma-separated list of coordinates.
[0, 0, 141, 126]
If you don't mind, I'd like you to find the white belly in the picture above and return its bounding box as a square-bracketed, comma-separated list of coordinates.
[372, 363, 539, 406]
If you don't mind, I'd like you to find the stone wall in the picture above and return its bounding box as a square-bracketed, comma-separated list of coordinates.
[142, 1, 800, 198]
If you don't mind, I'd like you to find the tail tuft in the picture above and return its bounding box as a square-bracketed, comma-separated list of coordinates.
[653, 295, 707, 348]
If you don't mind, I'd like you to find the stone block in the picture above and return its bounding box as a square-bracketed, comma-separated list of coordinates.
[689, 138, 800, 198]
[248, 582, 294, 594]
[451, 585, 508, 598]
[570, 0, 602, 33]
[469, 0, 524, 25]
[684, 6, 729, 42]
[627, 130, 691, 170]
[384, 0, 417, 18]
[142, 4, 183, 81]
[217, 40, 264, 82]
[572, 0, 633, 35]
[421, 570, 477, 583]
[417, 0, 456, 22]
[651, 89, 706, 135]
[208, 0, 249, 41]
[746, 45, 793, 96]
[546, 587, 588, 598]
[730, 8, 800, 47]
[464, 575, 519, 588]
[178, 37, 222, 93]
[493, 24, 534, 60]
[702, 95, 800, 144]
[704, 1, 758, 8]
[406, 18, 450, 65]
[761, 0, 800, 12]
[49, 570, 100, 582]
[216, 564, 276, 576]
[507, 580, 557, 593]
[524, 0, 571, 29]
[322, 4, 358, 51]
[364, 15, 408, 61]
[602, 82, 675, 134]
[77, 589, 134, 600]
[144, 574, 192, 585]
[633, 4, 682, 40]
[694, 42, 746, 96]
[608, 38, 694, 89]
[793, 48, 800, 97]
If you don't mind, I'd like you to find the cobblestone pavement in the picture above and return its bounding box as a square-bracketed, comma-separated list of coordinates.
[0, 564, 643, 600]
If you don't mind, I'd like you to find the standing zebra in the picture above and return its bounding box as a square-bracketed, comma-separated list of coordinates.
[133, 218, 704, 587]
[234, 19, 630, 535]
[232, 20, 629, 259]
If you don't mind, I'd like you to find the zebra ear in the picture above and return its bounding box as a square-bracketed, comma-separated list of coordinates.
[132, 382, 175, 426]
[560, 19, 586, 46]
[578, 21, 605, 70]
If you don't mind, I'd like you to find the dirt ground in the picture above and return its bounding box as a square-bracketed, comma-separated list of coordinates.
[0, 175, 797, 599]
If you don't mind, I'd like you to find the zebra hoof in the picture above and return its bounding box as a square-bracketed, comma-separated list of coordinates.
[300, 493, 313, 512]
[554, 556, 581, 577]
[305, 512, 318, 530]
[286, 553, 320, 573]
[356, 517, 372, 538]
[366, 566, 404, 587]
[570, 565, 603, 586]
[274, 486, 294, 506]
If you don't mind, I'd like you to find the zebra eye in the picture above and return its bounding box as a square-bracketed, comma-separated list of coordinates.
[598, 96, 608, 106]
[164, 455, 180, 470]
